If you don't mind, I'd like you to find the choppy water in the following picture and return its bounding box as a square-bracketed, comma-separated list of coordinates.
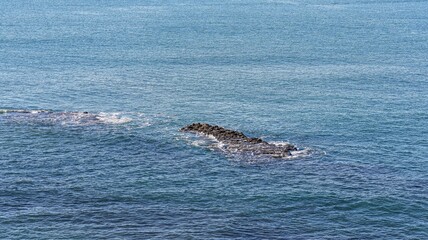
[1, 0, 427, 239]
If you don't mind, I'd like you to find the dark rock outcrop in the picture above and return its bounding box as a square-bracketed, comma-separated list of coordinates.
[181, 123, 297, 158]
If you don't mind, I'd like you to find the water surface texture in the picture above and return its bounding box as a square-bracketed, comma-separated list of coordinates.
[1, 0, 427, 239]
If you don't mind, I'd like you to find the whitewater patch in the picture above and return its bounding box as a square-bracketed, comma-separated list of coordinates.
[0, 109, 132, 126]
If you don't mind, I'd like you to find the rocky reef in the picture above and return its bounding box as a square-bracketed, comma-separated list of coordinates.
[181, 123, 297, 158]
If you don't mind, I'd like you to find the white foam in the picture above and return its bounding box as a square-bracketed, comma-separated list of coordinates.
[270, 141, 293, 147]
[191, 139, 209, 147]
[0, 109, 28, 114]
[95, 112, 132, 125]
[288, 148, 313, 159]
[270, 141, 315, 159]
[0, 109, 49, 113]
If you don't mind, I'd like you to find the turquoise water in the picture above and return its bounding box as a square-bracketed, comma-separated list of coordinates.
[1, 0, 427, 238]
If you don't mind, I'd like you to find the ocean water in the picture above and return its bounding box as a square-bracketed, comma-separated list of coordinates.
[1, 0, 427, 238]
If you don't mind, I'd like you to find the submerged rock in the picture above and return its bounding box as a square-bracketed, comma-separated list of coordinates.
[181, 123, 297, 158]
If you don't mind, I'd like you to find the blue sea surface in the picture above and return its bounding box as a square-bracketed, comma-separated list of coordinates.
[1, 0, 427, 239]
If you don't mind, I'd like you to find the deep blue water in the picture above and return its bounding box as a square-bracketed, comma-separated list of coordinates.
[1, 0, 427, 239]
